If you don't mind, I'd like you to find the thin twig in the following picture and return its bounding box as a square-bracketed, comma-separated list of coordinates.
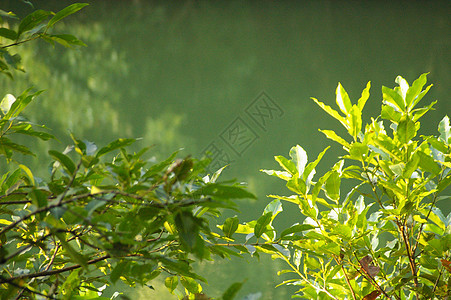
[341, 264, 357, 300]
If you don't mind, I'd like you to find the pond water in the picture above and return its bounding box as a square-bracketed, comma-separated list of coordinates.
[2, 0, 450, 298]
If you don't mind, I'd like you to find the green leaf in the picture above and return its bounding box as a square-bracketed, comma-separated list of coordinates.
[298, 198, 317, 220]
[319, 129, 350, 148]
[165, 276, 178, 293]
[410, 84, 432, 109]
[311, 97, 347, 128]
[144, 151, 178, 177]
[382, 85, 405, 112]
[254, 212, 272, 238]
[412, 100, 437, 122]
[49, 150, 76, 175]
[381, 105, 402, 123]
[17, 10, 52, 38]
[96, 138, 136, 157]
[0, 137, 34, 156]
[47, 3, 89, 28]
[196, 183, 256, 199]
[110, 261, 129, 284]
[222, 281, 245, 300]
[403, 152, 420, 178]
[349, 142, 368, 160]
[3, 52, 23, 72]
[397, 116, 416, 143]
[0, 94, 16, 115]
[14, 126, 55, 141]
[437, 173, 451, 193]
[289, 145, 308, 176]
[0, 28, 17, 40]
[263, 199, 283, 220]
[5, 89, 44, 119]
[325, 170, 340, 201]
[180, 276, 201, 294]
[406, 73, 428, 109]
[61, 268, 81, 299]
[260, 169, 291, 181]
[336, 82, 352, 114]
[222, 216, 239, 238]
[357, 81, 371, 111]
[438, 115, 450, 143]
[174, 211, 199, 250]
[286, 176, 306, 195]
[43, 34, 87, 48]
[347, 105, 362, 139]
[417, 150, 440, 176]
[280, 224, 315, 238]
[302, 146, 329, 184]
[395, 75, 409, 100]
[56, 232, 87, 269]
[274, 155, 297, 175]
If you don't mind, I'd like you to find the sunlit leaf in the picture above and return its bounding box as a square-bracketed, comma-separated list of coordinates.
[382, 85, 405, 112]
[289, 145, 308, 177]
[260, 169, 291, 181]
[263, 199, 283, 221]
[165, 276, 178, 293]
[180, 276, 201, 294]
[0, 94, 16, 115]
[275, 155, 297, 175]
[403, 152, 420, 178]
[47, 3, 89, 28]
[438, 115, 450, 143]
[357, 81, 371, 111]
[381, 104, 401, 123]
[302, 146, 329, 185]
[417, 150, 441, 176]
[410, 84, 433, 109]
[311, 97, 347, 128]
[412, 100, 437, 122]
[319, 129, 350, 148]
[280, 224, 315, 238]
[395, 75, 409, 101]
[406, 73, 428, 109]
[397, 116, 416, 143]
[336, 82, 352, 114]
[195, 183, 255, 199]
[325, 170, 340, 201]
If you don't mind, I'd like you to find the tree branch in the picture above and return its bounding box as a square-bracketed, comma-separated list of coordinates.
[0, 254, 111, 283]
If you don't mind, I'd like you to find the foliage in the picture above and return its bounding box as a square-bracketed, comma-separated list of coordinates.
[0, 4, 255, 299]
[238, 74, 450, 299]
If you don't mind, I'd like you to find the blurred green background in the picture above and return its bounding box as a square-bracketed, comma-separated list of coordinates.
[1, 0, 450, 298]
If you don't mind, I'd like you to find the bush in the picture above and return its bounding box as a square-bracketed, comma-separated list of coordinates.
[0, 4, 254, 299]
[243, 74, 450, 299]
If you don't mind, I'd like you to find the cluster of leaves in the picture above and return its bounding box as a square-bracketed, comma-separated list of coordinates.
[0, 3, 88, 79]
[0, 3, 256, 299]
[237, 74, 449, 299]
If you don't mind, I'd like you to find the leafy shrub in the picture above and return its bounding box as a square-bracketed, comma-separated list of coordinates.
[0, 4, 254, 299]
[246, 74, 450, 299]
